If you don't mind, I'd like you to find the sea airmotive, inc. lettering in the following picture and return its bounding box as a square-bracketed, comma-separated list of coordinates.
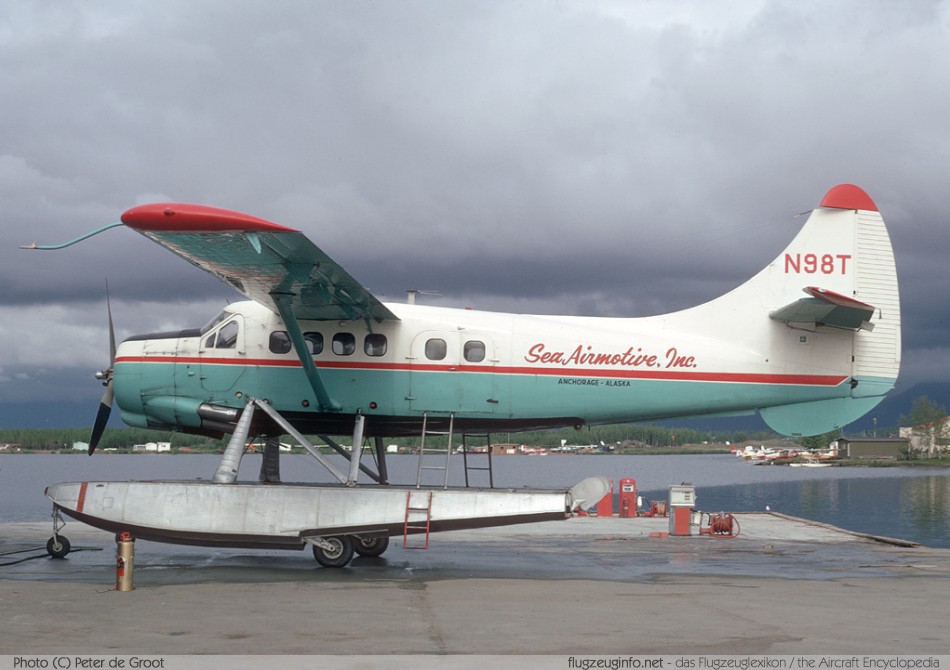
[524, 343, 697, 370]
[784, 252, 851, 275]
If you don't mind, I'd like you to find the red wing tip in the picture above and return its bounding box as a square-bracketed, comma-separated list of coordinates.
[121, 203, 300, 233]
[819, 184, 878, 212]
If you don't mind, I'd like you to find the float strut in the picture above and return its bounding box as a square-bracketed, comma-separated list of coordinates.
[259, 435, 281, 483]
[214, 400, 256, 483]
[346, 414, 365, 486]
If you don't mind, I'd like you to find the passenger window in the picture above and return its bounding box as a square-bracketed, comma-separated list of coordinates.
[269, 331, 292, 354]
[304, 332, 324, 355]
[464, 340, 486, 363]
[364, 333, 387, 357]
[216, 321, 239, 349]
[332, 333, 356, 356]
[425, 338, 447, 361]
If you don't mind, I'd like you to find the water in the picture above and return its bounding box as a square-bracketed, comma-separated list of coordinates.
[1, 453, 947, 547]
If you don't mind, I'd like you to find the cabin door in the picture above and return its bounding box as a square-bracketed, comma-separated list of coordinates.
[408, 331, 501, 415]
[408, 331, 461, 413]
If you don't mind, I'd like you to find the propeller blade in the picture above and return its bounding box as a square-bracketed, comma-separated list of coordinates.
[106, 281, 116, 364]
[89, 284, 116, 456]
[88, 383, 113, 455]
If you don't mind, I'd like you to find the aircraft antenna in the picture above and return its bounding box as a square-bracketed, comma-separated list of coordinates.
[406, 289, 440, 305]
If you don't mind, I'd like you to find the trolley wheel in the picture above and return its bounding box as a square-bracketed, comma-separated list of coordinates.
[312, 535, 354, 568]
[354, 535, 390, 558]
[47, 535, 71, 559]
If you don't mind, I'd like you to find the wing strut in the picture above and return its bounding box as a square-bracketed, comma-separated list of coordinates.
[271, 292, 340, 412]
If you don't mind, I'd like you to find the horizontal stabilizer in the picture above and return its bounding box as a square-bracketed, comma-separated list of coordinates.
[770, 286, 875, 331]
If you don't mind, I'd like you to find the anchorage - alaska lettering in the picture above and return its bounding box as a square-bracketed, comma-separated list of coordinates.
[557, 378, 631, 387]
[524, 343, 697, 370]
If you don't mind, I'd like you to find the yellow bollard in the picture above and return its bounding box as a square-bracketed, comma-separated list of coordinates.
[115, 531, 135, 592]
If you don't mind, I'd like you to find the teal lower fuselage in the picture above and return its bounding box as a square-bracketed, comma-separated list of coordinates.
[112, 299, 894, 438]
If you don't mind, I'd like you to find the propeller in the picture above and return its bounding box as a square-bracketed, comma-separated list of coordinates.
[88, 286, 116, 455]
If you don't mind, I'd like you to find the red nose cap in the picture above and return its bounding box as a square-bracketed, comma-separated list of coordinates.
[819, 184, 878, 212]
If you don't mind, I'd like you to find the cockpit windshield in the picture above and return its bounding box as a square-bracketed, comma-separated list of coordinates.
[200, 310, 231, 335]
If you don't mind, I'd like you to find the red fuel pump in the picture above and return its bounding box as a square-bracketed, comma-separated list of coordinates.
[618, 478, 639, 518]
[668, 484, 697, 536]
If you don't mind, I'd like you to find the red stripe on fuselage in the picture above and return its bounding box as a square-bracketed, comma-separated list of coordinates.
[114, 355, 846, 387]
[77, 482, 88, 513]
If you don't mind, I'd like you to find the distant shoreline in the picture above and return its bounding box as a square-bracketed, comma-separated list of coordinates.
[3, 449, 948, 468]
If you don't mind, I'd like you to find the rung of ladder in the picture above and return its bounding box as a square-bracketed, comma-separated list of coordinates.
[461, 432, 495, 489]
[403, 490, 433, 550]
[415, 413, 454, 488]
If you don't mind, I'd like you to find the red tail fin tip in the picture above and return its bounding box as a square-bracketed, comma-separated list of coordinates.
[819, 184, 878, 212]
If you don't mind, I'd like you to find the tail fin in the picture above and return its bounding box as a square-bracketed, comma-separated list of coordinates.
[764, 184, 900, 434]
[687, 184, 900, 435]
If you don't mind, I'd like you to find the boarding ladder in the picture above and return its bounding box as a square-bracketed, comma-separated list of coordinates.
[460, 433, 495, 488]
[403, 490, 433, 549]
[414, 412, 454, 488]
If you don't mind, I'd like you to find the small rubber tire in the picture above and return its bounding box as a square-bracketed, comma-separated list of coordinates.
[47, 535, 71, 559]
[312, 535, 354, 568]
[354, 535, 390, 558]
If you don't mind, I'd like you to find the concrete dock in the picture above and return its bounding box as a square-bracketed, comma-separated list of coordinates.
[2, 513, 949, 655]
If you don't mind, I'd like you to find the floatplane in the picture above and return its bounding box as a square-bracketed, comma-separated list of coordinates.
[24, 184, 900, 566]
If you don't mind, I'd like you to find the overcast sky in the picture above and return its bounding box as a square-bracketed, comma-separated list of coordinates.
[2, 1, 948, 426]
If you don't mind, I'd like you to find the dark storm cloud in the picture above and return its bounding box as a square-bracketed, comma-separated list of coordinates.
[2, 0, 949, 415]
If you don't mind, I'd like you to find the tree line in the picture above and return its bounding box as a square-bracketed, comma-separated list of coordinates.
[0, 423, 774, 453]
[0, 427, 225, 452]
[9, 397, 940, 454]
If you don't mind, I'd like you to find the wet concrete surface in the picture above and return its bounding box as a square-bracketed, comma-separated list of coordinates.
[2, 514, 941, 584]
[3, 514, 950, 654]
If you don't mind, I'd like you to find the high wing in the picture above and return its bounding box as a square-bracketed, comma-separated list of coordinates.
[769, 286, 875, 331]
[121, 203, 399, 323]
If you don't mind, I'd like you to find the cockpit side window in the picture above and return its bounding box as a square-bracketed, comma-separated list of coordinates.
[215, 320, 239, 349]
